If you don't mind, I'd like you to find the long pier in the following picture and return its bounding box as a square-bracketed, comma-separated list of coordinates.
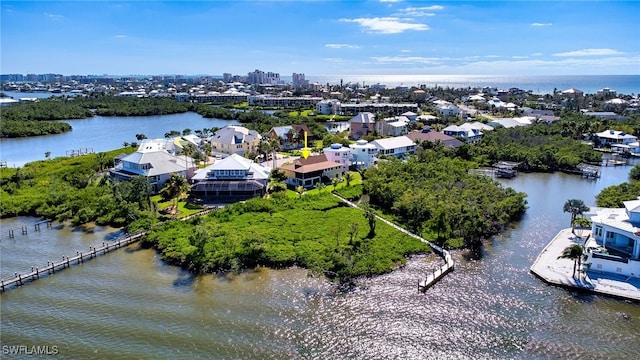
[0, 207, 220, 292]
[332, 194, 454, 292]
[0, 231, 145, 292]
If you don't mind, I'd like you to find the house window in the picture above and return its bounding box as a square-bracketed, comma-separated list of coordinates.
[595, 226, 603, 237]
[606, 232, 614, 239]
[596, 264, 602, 269]
[616, 267, 622, 273]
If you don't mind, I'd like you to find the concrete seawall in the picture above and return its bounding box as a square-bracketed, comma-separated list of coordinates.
[530, 228, 640, 302]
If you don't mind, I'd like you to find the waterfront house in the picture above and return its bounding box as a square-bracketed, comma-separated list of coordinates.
[370, 136, 417, 158]
[190, 154, 270, 203]
[109, 139, 196, 193]
[209, 125, 262, 156]
[265, 124, 311, 150]
[585, 198, 640, 277]
[349, 112, 376, 139]
[595, 129, 637, 147]
[279, 154, 344, 188]
[349, 140, 379, 169]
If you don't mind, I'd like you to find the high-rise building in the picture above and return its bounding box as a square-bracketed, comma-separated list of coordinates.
[292, 73, 309, 88]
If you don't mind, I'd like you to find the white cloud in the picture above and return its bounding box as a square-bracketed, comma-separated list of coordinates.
[400, 49, 411, 53]
[531, 22, 552, 27]
[371, 56, 447, 65]
[531, 52, 543, 57]
[340, 17, 429, 34]
[396, 5, 443, 17]
[114, 35, 128, 39]
[45, 12, 64, 21]
[325, 44, 359, 49]
[512, 56, 528, 59]
[553, 48, 624, 57]
[380, 0, 403, 3]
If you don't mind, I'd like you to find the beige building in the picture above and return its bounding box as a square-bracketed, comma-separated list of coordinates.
[209, 125, 262, 156]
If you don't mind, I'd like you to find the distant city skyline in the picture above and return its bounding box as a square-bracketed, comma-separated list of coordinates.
[1, 1, 639, 76]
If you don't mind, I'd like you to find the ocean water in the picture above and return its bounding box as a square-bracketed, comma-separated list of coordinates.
[305, 74, 640, 95]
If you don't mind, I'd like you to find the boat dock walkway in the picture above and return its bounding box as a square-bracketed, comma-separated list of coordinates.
[530, 228, 640, 302]
[333, 194, 454, 292]
[1, 208, 221, 292]
[0, 231, 145, 292]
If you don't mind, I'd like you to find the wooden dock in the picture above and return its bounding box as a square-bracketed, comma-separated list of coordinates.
[0, 207, 220, 292]
[6, 219, 53, 239]
[0, 231, 145, 292]
[332, 194, 455, 292]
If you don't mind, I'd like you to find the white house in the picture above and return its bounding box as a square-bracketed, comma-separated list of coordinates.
[190, 153, 270, 203]
[323, 143, 352, 172]
[436, 103, 459, 116]
[109, 139, 196, 193]
[349, 140, 379, 169]
[371, 136, 417, 158]
[595, 130, 638, 147]
[316, 99, 341, 115]
[586, 198, 640, 278]
[379, 116, 410, 137]
[442, 122, 492, 143]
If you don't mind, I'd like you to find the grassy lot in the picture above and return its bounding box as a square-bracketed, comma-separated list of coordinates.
[144, 193, 430, 280]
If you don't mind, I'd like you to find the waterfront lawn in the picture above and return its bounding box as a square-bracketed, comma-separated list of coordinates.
[151, 195, 204, 219]
[144, 193, 430, 281]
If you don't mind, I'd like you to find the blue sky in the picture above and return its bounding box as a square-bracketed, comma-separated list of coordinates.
[1, 1, 639, 76]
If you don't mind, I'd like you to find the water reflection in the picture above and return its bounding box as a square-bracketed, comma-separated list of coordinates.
[1, 162, 639, 359]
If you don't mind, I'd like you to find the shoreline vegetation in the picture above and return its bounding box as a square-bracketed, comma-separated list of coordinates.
[2, 89, 639, 282]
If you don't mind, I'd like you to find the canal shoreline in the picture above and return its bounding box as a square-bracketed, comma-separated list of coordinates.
[530, 228, 640, 302]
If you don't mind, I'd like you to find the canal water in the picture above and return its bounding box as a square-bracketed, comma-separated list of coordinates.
[0, 111, 349, 168]
[1, 156, 638, 359]
[0, 112, 238, 168]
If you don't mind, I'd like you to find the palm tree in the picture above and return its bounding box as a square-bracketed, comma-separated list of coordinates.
[331, 176, 340, 191]
[558, 244, 585, 279]
[258, 140, 271, 162]
[182, 142, 196, 172]
[95, 152, 108, 172]
[269, 138, 280, 169]
[344, 171, 353, 187]
[362, 202, 377, 238]
[563, 199, 590, 234]
[573, 217, 592, 240]
[202, 143, 213, 165]
[159, 173, 190, 214]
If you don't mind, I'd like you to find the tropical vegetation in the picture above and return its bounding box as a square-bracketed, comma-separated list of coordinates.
[558, 244, 586, 280]
[0, 147, 166, 230]
[563, 199, 590, 234]
[142, 193, 430, 283]
[363, 153, 528, 249]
